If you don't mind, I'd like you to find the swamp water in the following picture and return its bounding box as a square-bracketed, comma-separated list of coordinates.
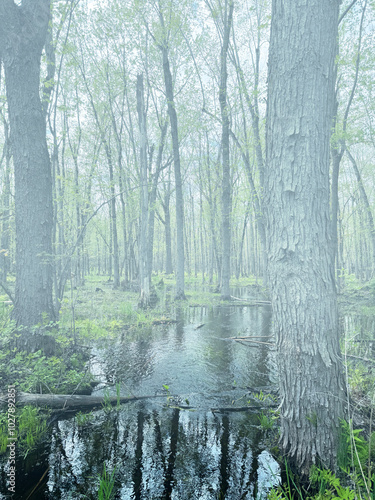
[1, 297, 280, 499]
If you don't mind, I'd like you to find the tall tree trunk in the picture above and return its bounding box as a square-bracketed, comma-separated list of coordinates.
[236, 205, 250, 279]
[231, 22, 267, 286]
[108, 209, 113, 280]
[160, 38, 185, 299]
[219, 0, 234, 300]
[80, 66, 119, 288]
[137, 74, 150, 307]
[0, 114, 11, 283]
[148, 120, 168, 277]
[199, 176, 205, 283]
[107, 144, 120, 288]
[330, 144, 343, 281]
[118, 170, 128, 283]
[347, 149, 375, 278]
[230, 129, 267, 287]
[265, 0, 344, 473]
[0, 1, 55, 328]
[66, 101, 82, 286]
[190, 186, 198, 278]
[330, 0, 366, 285]
[198, 146, 206, 283]
[55, 113, 67, 307]
[161, 182, 173, 275]
[106, 55, 128, 286]
[184, 217, 191, 277]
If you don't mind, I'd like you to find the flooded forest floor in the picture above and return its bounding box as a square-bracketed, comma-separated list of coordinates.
[0, 274, 375, 499]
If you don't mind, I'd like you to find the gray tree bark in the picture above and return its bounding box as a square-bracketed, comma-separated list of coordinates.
[137, 74, 150, 307]
[66, 97, 83, 285]
[330, 0, 366, 285]
[265, 0, 344, 473]
[148, 120, 168, 276]
[162, 182, 173, 275]
[231, 23, 268, 287]
[347, 149, 375, 277]
[158, 10, 185, 299]
[137, 74, 151, 307]
[219, 0, 234, 300]
[80, 65, 120, 288]
[0, 0, 55, 328]
[0, 112, 11, 283]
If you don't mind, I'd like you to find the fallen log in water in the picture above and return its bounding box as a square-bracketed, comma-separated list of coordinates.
[0, 392, 169, 410]
[0, 393, 278, 414]
[211, 405, 276, 413]
[152, 403, 277, 413]
[230, 296, 271, 306]
[228, 336, 275, 346]
[194, 323, 205, 330]
[152, 319, 177, 325]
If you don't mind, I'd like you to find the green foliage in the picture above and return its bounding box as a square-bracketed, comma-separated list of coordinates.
[253, 390, 278, 404]
[75, 411, 94, 426]
[258, 411, 275, 430]
[0, 413, 8, 454]
[75, 318, 110, 341]
[340, 270, 364, 293]
[101, 389, 113, 414]
[338, 420, 368, 472]
[2, 348, 93, 395]
[0, 306, 94, 396]
[163, 384, 170, 400]
[119, 301, 136, 321]
[309, 466, 356, 500]
[268, 488, 286, 500]
[268, 465, 357, 500]
[17, 406, 48, 457]
[267, 461, 303, 500]
[98, 464, 116, 500]
[268, 420, 374, 499]
[0, 406, 48, 458]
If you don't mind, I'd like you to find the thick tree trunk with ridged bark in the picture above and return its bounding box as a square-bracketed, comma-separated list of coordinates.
[0, 0, 55, 331]
[265, 0, 344, 473]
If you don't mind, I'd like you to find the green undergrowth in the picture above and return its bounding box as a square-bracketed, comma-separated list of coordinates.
[268, 418, 375, 498]
[266, 298, 375, 500]
[268, 360, 375, 498]
[0, 405, 48, 458]
[97, 464, 117, 500]
[0, 309, 94, 394]
[339, 272, 375, 311]
[267, 463, 359, 500]
[59, 273, 263, 330]
[59, 274, 197, 338]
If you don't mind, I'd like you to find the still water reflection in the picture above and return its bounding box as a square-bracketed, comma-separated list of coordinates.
[1, 302, 279, 499]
